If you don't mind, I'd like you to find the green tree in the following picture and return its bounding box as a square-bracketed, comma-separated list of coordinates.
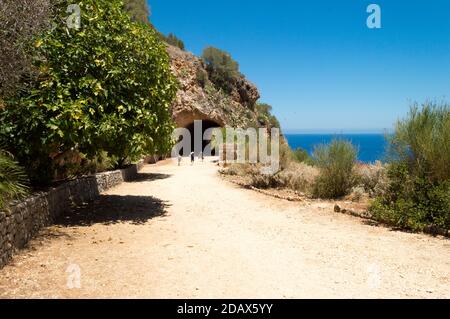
[255, 103, 280, 128]
[201, 47, 239, 94]
[164, 33, 185, 50]
[123, 0, 150, 24]
[0, 0, 177, 184]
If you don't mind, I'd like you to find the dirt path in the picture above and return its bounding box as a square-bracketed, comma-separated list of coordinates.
[0, 158, 449, 298]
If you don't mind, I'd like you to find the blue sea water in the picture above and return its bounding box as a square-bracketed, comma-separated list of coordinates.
[285, 134, 388, 163]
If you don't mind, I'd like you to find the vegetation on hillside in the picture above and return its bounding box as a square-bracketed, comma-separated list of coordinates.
[123, 0, 185, 51]
[161, 33, 185, 50]
[123, 0, 150, 24]
[201, 47, 240, 94]
[292, 147, 313, 164]
[255, 103, 280, 128]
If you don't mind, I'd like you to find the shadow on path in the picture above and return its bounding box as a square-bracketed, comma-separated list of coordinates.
[55, 195, 170, 227]
[129, 172, 172, 183]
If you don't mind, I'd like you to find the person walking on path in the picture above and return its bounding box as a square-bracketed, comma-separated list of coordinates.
[190, 152, 195, 165]
[177, 155, 182, 166]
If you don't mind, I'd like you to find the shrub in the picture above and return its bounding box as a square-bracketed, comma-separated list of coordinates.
[236, 160, 319, 193]
[221, 142, 319, 194]
[370, 164, 450, 231]
[256, 103, 279, 128]
[201, 47, 239, 94]
[356, 161, 388, 197]
[279, 138, 294, 170]
[0, 0, 177, 184]
[0, 150, 29, 210]
[249, 170, 279, 189]
[311, 139, 358, 198]
[220, 163, 253, 177]
[292, 147, 313, 165]
[369, 102, 450, 232]
[123, 0, 150, 24]
[196, 68, 208, 88]
[387, 102, 450, 183]
[163, 33, 185, 50]
[275, 162, 319, 193]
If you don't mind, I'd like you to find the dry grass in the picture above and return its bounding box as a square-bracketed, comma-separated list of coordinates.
[220, 161, 319, 195]
[355, 161, 388, 197]
[275, 162, 318, 194]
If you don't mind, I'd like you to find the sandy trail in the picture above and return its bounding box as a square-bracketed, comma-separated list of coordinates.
[0, 158, 448, 298]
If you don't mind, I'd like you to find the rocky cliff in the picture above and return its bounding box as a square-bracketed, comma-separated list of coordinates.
[166, 45, 261, 129]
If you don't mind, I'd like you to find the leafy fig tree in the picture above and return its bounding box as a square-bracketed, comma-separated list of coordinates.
[0, 0, 177, 183]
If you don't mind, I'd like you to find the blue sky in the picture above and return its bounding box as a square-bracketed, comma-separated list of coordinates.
[148, 0, 450, 132]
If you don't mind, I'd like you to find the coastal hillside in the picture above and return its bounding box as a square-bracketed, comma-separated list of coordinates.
[166, 45, 261, 129]
[123, 0, 267, 130]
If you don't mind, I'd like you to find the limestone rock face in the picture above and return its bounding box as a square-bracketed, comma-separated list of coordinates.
[166, 45, 260, 128]
[233, 75, 260, 109]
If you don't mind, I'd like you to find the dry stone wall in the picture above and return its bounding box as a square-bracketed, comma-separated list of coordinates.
[0, 161, 145, 268]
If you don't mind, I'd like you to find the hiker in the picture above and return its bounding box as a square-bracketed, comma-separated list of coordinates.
[200, 152, 204, 162]
[190, 151, 195, 165]
[177, 154, 182, 166]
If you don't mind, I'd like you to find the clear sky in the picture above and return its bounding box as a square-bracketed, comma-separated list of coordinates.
[148, 0, 450, 133]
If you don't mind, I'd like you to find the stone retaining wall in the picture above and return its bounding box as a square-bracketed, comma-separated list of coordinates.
[0, 160, 146, 268]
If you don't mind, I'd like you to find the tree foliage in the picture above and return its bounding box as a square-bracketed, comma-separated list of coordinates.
[370, 102, 450, 231]
[201, 47, 240, 94]
[387, 102, 450, 183]
[0, 0, 52, 98]
[255, 103, 280, 128]
[0, 150, 29, 209]
[123, 0, 150, 24]
[161, 33, 185, 50]
[0, 0, 177, 184]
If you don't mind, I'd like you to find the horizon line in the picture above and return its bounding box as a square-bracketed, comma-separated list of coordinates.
[283, 128, 394, 134]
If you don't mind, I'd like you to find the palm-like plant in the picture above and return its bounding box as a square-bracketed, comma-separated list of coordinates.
[0, 150, 29, 209]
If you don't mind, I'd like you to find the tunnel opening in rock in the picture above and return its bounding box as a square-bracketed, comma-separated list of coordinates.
[185, 120, 222, 156]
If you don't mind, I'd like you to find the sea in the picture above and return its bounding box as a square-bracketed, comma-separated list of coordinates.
[284, 133, 389, 163]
